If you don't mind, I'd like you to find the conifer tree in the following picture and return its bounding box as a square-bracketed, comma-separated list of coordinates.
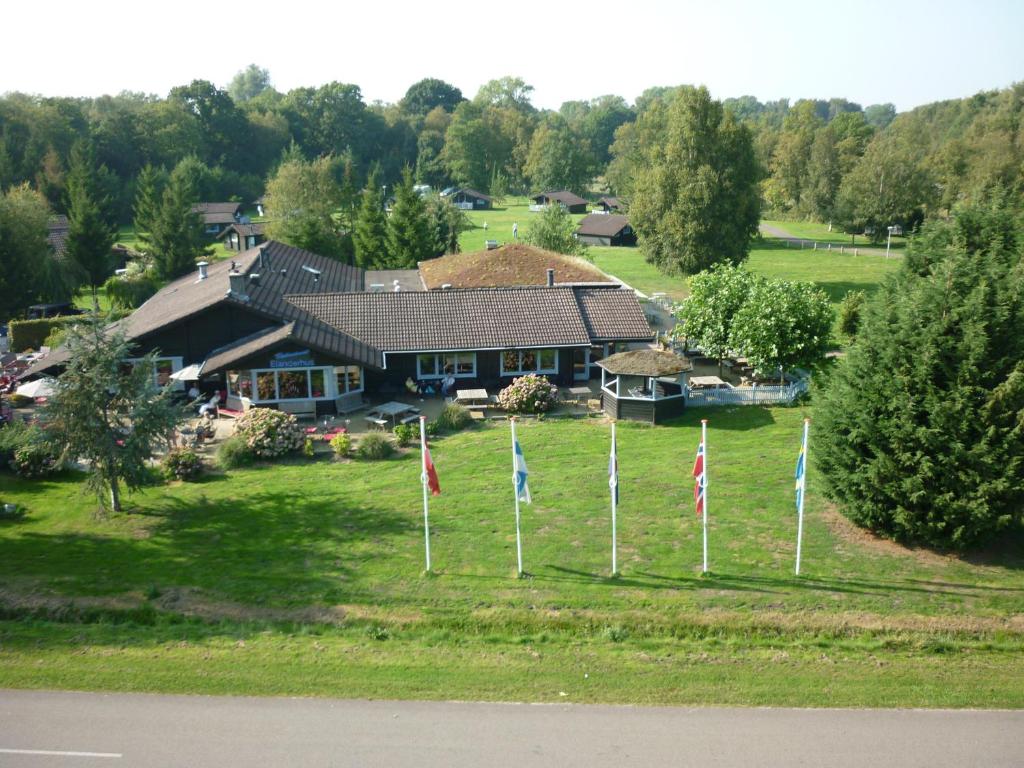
[148, 158, 211, 281]
[65, 141, 116, 310]
[386, 167, 433, 268]
[353, 168, 389, 268]
[133, 164, 167, 248]
[815, 206, 1024, 550]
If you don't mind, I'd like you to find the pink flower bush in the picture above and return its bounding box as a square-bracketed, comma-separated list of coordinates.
[497, 374, 558, 414]
[234, 408, 304, 459]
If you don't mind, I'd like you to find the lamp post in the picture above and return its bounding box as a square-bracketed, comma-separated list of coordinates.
[886, 225, 896, 259]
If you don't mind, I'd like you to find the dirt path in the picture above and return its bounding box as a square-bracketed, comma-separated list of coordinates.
[759, 223, 893, 257]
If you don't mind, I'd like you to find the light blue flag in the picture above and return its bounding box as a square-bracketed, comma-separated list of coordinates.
[514, 439, 532, 504]
[795, 441, 806, 511]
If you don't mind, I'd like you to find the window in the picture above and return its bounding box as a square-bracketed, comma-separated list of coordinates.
[227, 370, 252, 398]
[501, 348, 558, 376]
[154, 359, 174, 387]
[256, 371, 276, 401]
[309, 369, 325, 398]
[278, 370, 307, 400]
[417, 352, 476, 379]
[335, 366, 363, 394]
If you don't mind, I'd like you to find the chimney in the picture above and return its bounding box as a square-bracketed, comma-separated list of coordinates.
[197, 261, 209, 281]
[228, 270, 248, 300]
[546, 268, 555, 287]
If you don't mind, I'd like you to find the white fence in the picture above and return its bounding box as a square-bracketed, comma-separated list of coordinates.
[686, 378, 809, 407]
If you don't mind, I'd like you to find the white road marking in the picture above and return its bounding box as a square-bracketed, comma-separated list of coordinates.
[0, 748, 122, 758]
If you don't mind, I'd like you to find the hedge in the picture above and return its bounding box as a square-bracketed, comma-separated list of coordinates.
[8, 317, 84, 352]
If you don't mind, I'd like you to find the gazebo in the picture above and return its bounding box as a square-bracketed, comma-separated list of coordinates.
[596, 349, 693, 424]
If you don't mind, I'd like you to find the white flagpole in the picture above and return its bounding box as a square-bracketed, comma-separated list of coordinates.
[511, 417, 524, 576]
[419, 416, 431, 573]
[795, 418, 809, 576]
[610, 421, 618, 576]
[702, 418, 709, 574]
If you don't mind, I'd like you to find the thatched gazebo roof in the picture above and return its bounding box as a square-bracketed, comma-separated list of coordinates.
[597, 349, 693, 376]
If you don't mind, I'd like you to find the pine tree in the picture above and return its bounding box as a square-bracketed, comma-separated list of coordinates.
[353, 169, 389, 268]
[815, 207, 1024, 550]
[65, 141, 116, 310]
[133, 164, 167, 248]
[386, 168, 433, 268]
[149, 159, 211, 281]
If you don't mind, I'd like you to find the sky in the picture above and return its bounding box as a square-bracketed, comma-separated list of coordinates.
[3, 0, 1022, 112]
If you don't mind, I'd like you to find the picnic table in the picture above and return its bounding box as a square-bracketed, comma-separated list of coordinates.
[455, 389, 490, 406]
[689, 375, 728, 389]
[365, 401, 419, 429]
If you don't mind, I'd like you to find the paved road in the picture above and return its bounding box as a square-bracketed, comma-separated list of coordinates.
[759, 222, 891, 256]
[1, 690, 1021, 767]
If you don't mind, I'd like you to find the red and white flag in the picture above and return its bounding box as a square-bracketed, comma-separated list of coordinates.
[423, 441, 441, 496]
[692, 439, 706, 517]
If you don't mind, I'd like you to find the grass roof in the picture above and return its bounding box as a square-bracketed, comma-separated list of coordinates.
[418, 243, 612, 289]
[597, 349, 693, 376]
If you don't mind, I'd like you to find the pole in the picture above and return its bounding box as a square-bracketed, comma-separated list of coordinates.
[419, 416, 431, 573]
[511, 417, 523, 576]
[795, 418, 809, 576]
[701, 418, 709, 574]
[610, 421, 618, 576]
[886, 227, 892, 259]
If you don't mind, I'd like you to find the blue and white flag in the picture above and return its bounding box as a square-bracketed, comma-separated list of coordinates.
[514, 439, 532, 504]
[795, 436, 806, 512]
[608, 429, 619, 505]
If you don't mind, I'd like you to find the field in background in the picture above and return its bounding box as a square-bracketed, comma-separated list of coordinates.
[1, 410, 1022, 706]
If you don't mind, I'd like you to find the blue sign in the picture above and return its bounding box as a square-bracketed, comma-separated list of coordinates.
[269, 349, 314, 369]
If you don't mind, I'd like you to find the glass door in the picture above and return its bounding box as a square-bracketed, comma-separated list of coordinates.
[572, 348, 589, 381]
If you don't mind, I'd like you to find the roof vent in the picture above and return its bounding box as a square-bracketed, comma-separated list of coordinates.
[249, 273, 261, 286]
[546, 268, 555, 287]
[228, 270, 249, 301]
[393, 279, 401, 292]
[280, 268, 287, 278]
[197, 261, 209, 281]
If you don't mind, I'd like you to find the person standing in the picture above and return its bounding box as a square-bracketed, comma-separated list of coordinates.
[512, 222, 518, 239]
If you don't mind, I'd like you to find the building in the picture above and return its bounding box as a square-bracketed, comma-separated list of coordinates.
[418, 243, 614, 289]
[441, 188, 493, 210]
[26, 241, 653, 415]
[575, 214, 636, 247]
[219, 222, 267, 252]
[530, 191, 588, 214]
[192, 202, 242, 236]
[595, 197, 624, 213]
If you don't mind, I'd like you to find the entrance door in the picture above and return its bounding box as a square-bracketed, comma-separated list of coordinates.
[572, 348, 589, 381]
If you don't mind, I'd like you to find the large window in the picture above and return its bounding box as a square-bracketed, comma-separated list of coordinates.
[335, 365, 363, 394]
[227, 370, 252, 398]
[501, 348, 558, 376]
[417, 352, 476, 379]
[229, 365, 362, 403]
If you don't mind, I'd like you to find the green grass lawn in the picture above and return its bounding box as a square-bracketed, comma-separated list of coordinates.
[2, 409, 1022, 706]
[762, 219, 907, 251]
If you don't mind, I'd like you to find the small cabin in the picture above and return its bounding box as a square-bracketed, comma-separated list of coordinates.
[575, 214, 636, 247]
[531, 191, 588, 214]
[442, 188, 493, 210]
[219, 222, 267, 252]
[597, 349, 693, 424]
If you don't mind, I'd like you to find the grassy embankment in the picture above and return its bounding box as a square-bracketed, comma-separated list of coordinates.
[1, 409, 1022, 706]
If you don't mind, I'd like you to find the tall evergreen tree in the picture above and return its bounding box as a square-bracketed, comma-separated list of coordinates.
[65, 141, 116, 310]
[133, 163, 167, 248]
[630, 86, 760, 275]
[385, 168, 432, 268]
[353, 169, 389, 269]
[149, 159, 211, 281]
[815, 207, 1024, 550]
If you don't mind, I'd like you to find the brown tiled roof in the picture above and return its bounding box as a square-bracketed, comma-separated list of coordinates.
[418, 243, 613, 290]
[218, 222, 266, 239]
[598, 196, 623, 210]
[203, 323, 296, 372]
[576, 214, 631, 238]
[288, 287, 594, 352]
[532, 190, 587, 207]
[574, 287, 655, 342]
[452, 188, 492, 201]
[48, 215, 69, 229]
[193, 202, 241, 215]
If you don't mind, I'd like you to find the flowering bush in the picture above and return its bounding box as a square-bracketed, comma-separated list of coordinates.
[10, 442, 60, 478]
[161, 448, 203, 481]
[234, 407, 304, 459]
[497, 374, 559, 414]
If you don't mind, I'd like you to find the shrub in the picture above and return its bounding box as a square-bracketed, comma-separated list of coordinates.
[838, 290, 866, 338]
[8, 316, 82, 352]
[217, 435, 255, 469]
[393, 423, 416, 446]
[498, 374, 559, 414]
[424, 421, 441, 438]
[5, 394, 32, 408]
[103, 272, 159, 310]
[234, 407, 304, 459]
[329, 432, 352, 457]
[11, 442, 60, 478]
[436, 403, 472, 432]
[0, 421, 38, 465]
[161, 448, 203, 481]
[302, 437, 315, 457]
[356, 432, 395, 460]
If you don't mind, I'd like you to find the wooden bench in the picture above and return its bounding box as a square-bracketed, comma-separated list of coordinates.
[280, 400, 316, 420]
[400, 414, 421, 425]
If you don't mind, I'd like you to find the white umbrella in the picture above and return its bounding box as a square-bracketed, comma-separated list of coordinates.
[16, 379, 56, 399]
[169, 363, 204, 382]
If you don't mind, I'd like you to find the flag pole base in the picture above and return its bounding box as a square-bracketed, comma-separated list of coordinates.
[516, 570, 531, 580]
[609, 571, 621, 580]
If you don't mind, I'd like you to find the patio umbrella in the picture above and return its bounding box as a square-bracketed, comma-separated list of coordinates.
[16, 379, 55, 399]
[169, 363, 204, 382]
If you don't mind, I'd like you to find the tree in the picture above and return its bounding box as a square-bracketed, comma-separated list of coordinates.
[630, 86, 761, 275]
[864, 103, 896, 129]
[473, 77, 535, 112]
[386, 168, 433, 268]
[265, 155, 349, 260]
[0, 184, 68, 317]
[524, 201, 588, 258]
[814, 217, 1024, 550]
[523, 114, 593, 194]
[763, 100, 822, 213]
[228, 64, 272, 103]
[132, 164, 167, 245]
[168, 79, 251, 171]
[424, 193, 470, 256]
[729, 279, 833, 377]
[676, 265, 759, 376]
[837, 290, 866, 338]
[400, 78, 464, 117]
[353, 169, 389, 268]
[65, 141, 116, 309]
[44, 319, 187, 513]
[148, 158, 211, 281]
